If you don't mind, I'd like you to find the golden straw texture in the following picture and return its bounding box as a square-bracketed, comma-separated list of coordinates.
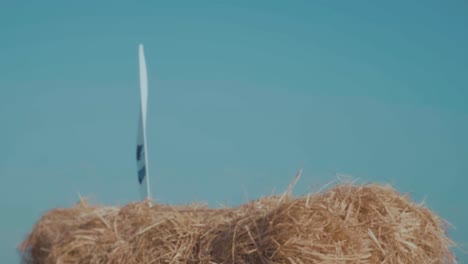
[19, 184, 456, 264]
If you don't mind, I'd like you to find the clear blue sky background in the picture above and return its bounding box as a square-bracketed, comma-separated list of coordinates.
[1, 1, 467, 262]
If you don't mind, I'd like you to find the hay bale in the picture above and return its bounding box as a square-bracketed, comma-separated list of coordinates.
[20, 184, 456, 263]
[20, 201, 232, 264]
[206, 184, 456, 263]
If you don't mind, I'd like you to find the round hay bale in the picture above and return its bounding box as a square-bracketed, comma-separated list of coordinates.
[206, 184, 456, 264]
[20, 201, 233, 264]
[19, 184, 456, 263]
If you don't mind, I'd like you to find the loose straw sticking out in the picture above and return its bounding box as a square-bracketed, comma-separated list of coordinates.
[278, 168, 303, 204]
[19, 184, 457, 264]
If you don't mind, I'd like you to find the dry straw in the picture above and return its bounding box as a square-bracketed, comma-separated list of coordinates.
[19, 183, 456, 263]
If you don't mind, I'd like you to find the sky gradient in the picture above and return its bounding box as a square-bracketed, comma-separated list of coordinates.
[1, 1, 467, 262]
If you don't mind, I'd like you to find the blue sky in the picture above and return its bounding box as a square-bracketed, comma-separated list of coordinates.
[1, 1, 467, 262]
